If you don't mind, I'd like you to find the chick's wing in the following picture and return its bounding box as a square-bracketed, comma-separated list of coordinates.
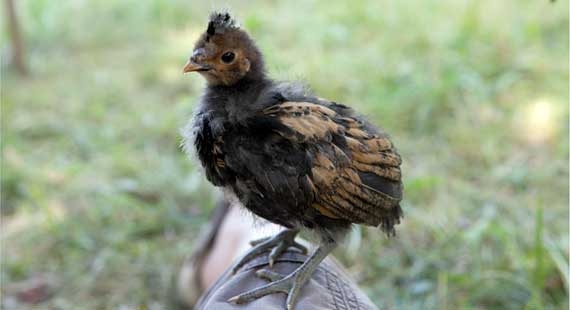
[259, 101, 403, 230]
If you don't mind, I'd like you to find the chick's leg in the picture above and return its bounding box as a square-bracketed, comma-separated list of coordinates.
[231, 228, 307, 274]
[228, 240, 337, 310]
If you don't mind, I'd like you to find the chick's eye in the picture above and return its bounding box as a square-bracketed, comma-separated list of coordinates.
[221, 52, 235, 63]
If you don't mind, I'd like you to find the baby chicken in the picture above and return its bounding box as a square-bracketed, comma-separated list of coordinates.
[183, 12, 403, 310]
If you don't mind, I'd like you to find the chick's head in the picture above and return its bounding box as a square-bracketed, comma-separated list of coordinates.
[184, 12, 265, 86]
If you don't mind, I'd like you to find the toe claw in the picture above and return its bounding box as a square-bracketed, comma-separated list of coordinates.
[232, 250, 260, 274]
[256, 269, 284, 282]
[249, 236, 270, 247]
[268, 243, 286, 268]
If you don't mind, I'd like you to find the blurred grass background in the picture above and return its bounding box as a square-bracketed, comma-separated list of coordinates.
[1, 0, 568, 309]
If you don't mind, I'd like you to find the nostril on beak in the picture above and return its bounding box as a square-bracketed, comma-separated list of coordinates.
[191, 48, 206, 63]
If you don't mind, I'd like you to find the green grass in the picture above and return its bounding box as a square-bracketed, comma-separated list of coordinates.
[2, 0, 568, 308]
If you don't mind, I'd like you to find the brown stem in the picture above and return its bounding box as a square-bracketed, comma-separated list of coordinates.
[4, 0, 27, 75]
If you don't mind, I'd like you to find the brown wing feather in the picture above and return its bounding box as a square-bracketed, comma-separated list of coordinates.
[263, 101, 403, 228]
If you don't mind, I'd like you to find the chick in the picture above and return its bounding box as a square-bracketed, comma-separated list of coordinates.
[182, 12, 403, 310]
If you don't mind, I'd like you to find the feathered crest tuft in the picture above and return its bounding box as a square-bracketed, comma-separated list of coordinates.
[207, 11, 239, 37]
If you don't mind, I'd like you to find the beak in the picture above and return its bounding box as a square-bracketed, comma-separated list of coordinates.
[183, 60, 208, 73]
